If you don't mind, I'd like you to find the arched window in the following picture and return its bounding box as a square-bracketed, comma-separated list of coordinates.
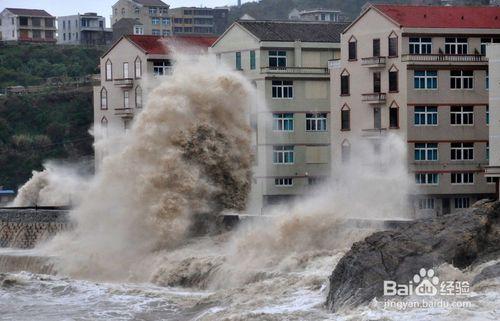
[134, 56, 142, 78]
[389, 64, 399, 92]
[341, 104, 350, 131]
[100, 87, 107, 110]
[340, 69, 350, 96]
[388, 31, 398, 57]
[348, 35, 357, 60]
[135, 86, 142, 108]
[389, 100, 399, 129]
[121, 8, 125, 16]
[101, 116, 108, 136]
[105, 59, 112, 81]
[341, 139, 351, 163]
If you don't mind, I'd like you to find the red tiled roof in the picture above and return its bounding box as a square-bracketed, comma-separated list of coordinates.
[374, 4, 500, 29]
[5, 8, 53, 17]
[126, 35, 218, 55]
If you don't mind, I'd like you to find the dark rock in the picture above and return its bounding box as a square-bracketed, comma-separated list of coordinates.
[472, 262, 500, 285]
[326, 200, 500, 312]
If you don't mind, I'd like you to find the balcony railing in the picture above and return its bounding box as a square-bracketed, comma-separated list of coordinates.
[261, 66, 329, 75]
[114, 108, 134, 118]
[361, 56, 386, 67]
[361, 128, 387, 138]
[362, 93, 386, 104]
[114, 78, 134, 88]
[402, 54, 487, 63]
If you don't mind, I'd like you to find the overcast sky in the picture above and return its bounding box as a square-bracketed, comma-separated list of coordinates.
[1, 0, 250, 26]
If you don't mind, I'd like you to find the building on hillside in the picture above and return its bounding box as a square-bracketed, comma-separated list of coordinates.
[169, 7, 230, 36]
[0, 8, 56, 43]
[93, 35, 217, 165]
[0, 188, 15, 206]
[290, 9, 344, 22]
[485, 44, 500, 197]
[330, 4, 499, 217]
[111, 0, 171, 37]
[57, 13, 112, 45]
[211, 20, 348, 212]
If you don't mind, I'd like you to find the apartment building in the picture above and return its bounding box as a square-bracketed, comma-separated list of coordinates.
[485, 44, 500, 197]
[0, 8, 56, 42]
[289, 9, 344, 22]
[211, 20, 348, 212]
[331, 4, 498, 217]
[169, 7, 230, 36]
[111, 0, 171, 38]
[57, 13, 112, 45]
[93, 35, 217, 164]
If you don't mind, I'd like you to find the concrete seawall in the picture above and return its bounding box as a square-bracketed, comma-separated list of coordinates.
[0, 208, 71, 248]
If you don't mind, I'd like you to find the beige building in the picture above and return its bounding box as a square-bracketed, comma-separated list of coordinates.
[169, 7, 229, 36]
[111, 0, 171, 37]
[0, 8, 56, 43]
[331, 4, 499, 216]
[93, 35, 216, 163]
[211, 20, 348, 212]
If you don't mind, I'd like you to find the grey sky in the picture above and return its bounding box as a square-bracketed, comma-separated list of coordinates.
[1, 0, 249, 26]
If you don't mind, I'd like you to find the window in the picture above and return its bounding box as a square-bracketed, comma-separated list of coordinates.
[269, 50, 286, 68]
[124, 91, 130, 108]
[414, 70, 437, 89]
[341, 140, 351, 163]
[134, 26, 143, 35]
[451, 142, 474, 160]
[418, 198, 435, 210]
[149, 7, 157, 15]
[272, 80, 293, 99]
[341, 105, 350, 131]
[100, 87, 108, 110]
[389, 70, 398, 92]
[414, 106, 438, 125]
[487, 176, 496, 184]
[134, 57, 142, 78]
[275, 178, 293, 187]
[373, 38, 380, 57]
[415, 173, 439, 185]
[153, 60, 171, 76]
[135, 86, 142, 108]
[250, 51, 256, 70]
[340, 70, 350, 95]
[388, 36, 398, 57]
[105, 60, 112, 81]
[348, 39, 357, 60]
[373, 107, 381, 129]
[451, 172, 474, 184]
[68, 32, 71, 41]
[455, 197, 470, 209]
[486, 71, 489, 90]
[373, 72, 381, 93]
[389, 106, 399, 128]
[134, 7, 140, 14]
[481, 38, 500, 56]
[273, 113, 294, 131]
[121, 8, 126, 15]
[409, 37, 432, 54]
[235, 52, 241, 70]
[450, 106, 473, 125]
[450, 70, 473, 89]
[487, 142, 490, 160]
[162, 18, 170, 25]
[63, 20, 66, 29]
[123, 62, 129, 78]
[101, 117, 108, 135]
[445, 37, 468, 55]
[415, 143, 438, 161]
[487, 105, 489, 125]
[306, 113, 327, 131]
[152, 29, 160, 36]
[273, 146, 294, 164]
[162, 30, 170, 36]
[63, 33, 66, 41]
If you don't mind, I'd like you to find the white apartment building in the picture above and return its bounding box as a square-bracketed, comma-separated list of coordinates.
[0, 8, 56, 43]
[57, 13, 112, 45]
[331, 4, 499, 217]
[211, 20, 348, 212]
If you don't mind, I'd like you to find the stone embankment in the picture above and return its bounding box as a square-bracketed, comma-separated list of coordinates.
[0, 208, 71, 248]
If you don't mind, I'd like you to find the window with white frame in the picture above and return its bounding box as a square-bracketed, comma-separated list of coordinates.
[451, 142, 474, 160]
[124, 91, 129, 108]
[153, 60, 172, 76]
[450, 70, 473, 89]
[417, 198, 435, 210]
[123, 62, 129, 78]
[415, 173, 439, 185]
[152, 17, 160, 25]
[269, 50, 286, 68]
[455, 197, 470, 208]
[105, 59, 112, 80]
[149, 7, 157, 14]
[414, 106, 438, 125]
[414, 70, 437, 89]
[135, 86, 142, 108]
[134, 26, 143, 35]
[481, 38, 500, 55]
[306, 113, 327, 131]
[152, 29, 160, 35]
[272, 80, 293, 99]
[273, 145, 294, 164]
[450, 106, 473, 125]
[445, 37, 468, 55]
[414, 143, 438, 161]
[451, 172, 474, 184]
[275, 177, 293, 186]
[409, 37, 432, 54]
[100, 87, 107, 110]
[273, 113, 294, 131]
[487, 176, 496, 184]
[134, 57, 142, 78]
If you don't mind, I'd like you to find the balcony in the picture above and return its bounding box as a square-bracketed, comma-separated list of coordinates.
[114, 108, 134, 118]
[114, 78, 134, 88]
[361, 128, 387, 138]
[260, 66, 329, 75]
[362, 93, 386, 104]
[401, 54, 487, 63]
[361, 56, 386, 67]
